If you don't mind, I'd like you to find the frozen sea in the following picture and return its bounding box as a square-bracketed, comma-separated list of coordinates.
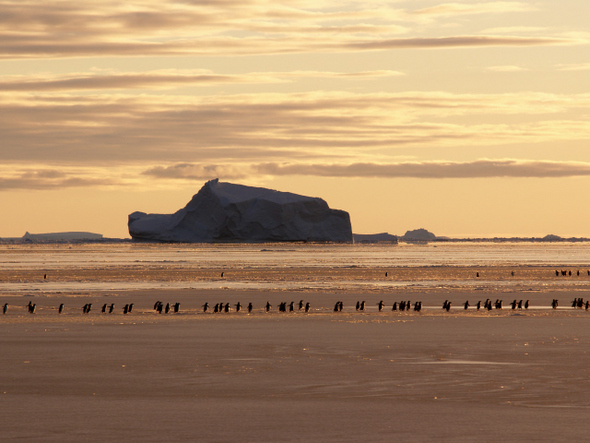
[1, 242, 589, 295]
[3, 242, 590, 442]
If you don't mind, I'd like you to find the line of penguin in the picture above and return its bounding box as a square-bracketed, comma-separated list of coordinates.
[3, 297, 590, 315]
[555, 270, 590, 276]
[445, 298, 530, 312]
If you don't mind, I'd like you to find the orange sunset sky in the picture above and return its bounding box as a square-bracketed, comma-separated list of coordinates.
[1, 0, 589, 238]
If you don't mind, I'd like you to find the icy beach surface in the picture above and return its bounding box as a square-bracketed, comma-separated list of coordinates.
[3, 308, 590, 442]
[2, 242, 590, 442]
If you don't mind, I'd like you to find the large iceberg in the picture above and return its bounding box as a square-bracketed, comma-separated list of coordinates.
[128, 179, 352, 243]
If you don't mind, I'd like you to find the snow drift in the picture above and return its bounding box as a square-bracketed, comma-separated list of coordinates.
[128, 179, 352, 242]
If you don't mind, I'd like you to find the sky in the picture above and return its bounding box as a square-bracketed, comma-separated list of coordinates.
[1, 0, 590, 239]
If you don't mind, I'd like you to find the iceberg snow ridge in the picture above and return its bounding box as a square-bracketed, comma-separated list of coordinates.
[128, 179, 353, 243]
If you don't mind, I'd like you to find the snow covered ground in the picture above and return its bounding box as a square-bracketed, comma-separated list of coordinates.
[2, 289, 590, 442]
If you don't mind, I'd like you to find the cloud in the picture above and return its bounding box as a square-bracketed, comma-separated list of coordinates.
[0, 169, 117, 190]
[414, 2, 535, 16]
[1, 90, 590, 164]
[5, 158, 590, 191]
[143, 163, 251, 181]
[483, 26, 548, 34]
[0, 69, 404, 92]
[143, 160, 590, 180]
[0, 71, 267, 92]
[0, 35, 571, 59]
[342, 36, 570, 51]
[256, 160, 590, 178]
[0, 1, 578, 59]
[486, 65, 527, 72]
[555, 63, 590, 71]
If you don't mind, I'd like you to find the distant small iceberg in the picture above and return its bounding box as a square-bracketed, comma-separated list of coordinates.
[22, 231, 104, 242]
[401, 228, 437, 243]
[353, 233, 398, 244]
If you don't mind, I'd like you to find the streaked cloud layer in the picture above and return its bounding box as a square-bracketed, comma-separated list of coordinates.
[145, 160, 590, 181]
[5, 158, 590, 191]
[2, 90, 589, 164]
[0, 70, 404, 91]
[0, 1, 577, 59]
[1, 0, 589, 237]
